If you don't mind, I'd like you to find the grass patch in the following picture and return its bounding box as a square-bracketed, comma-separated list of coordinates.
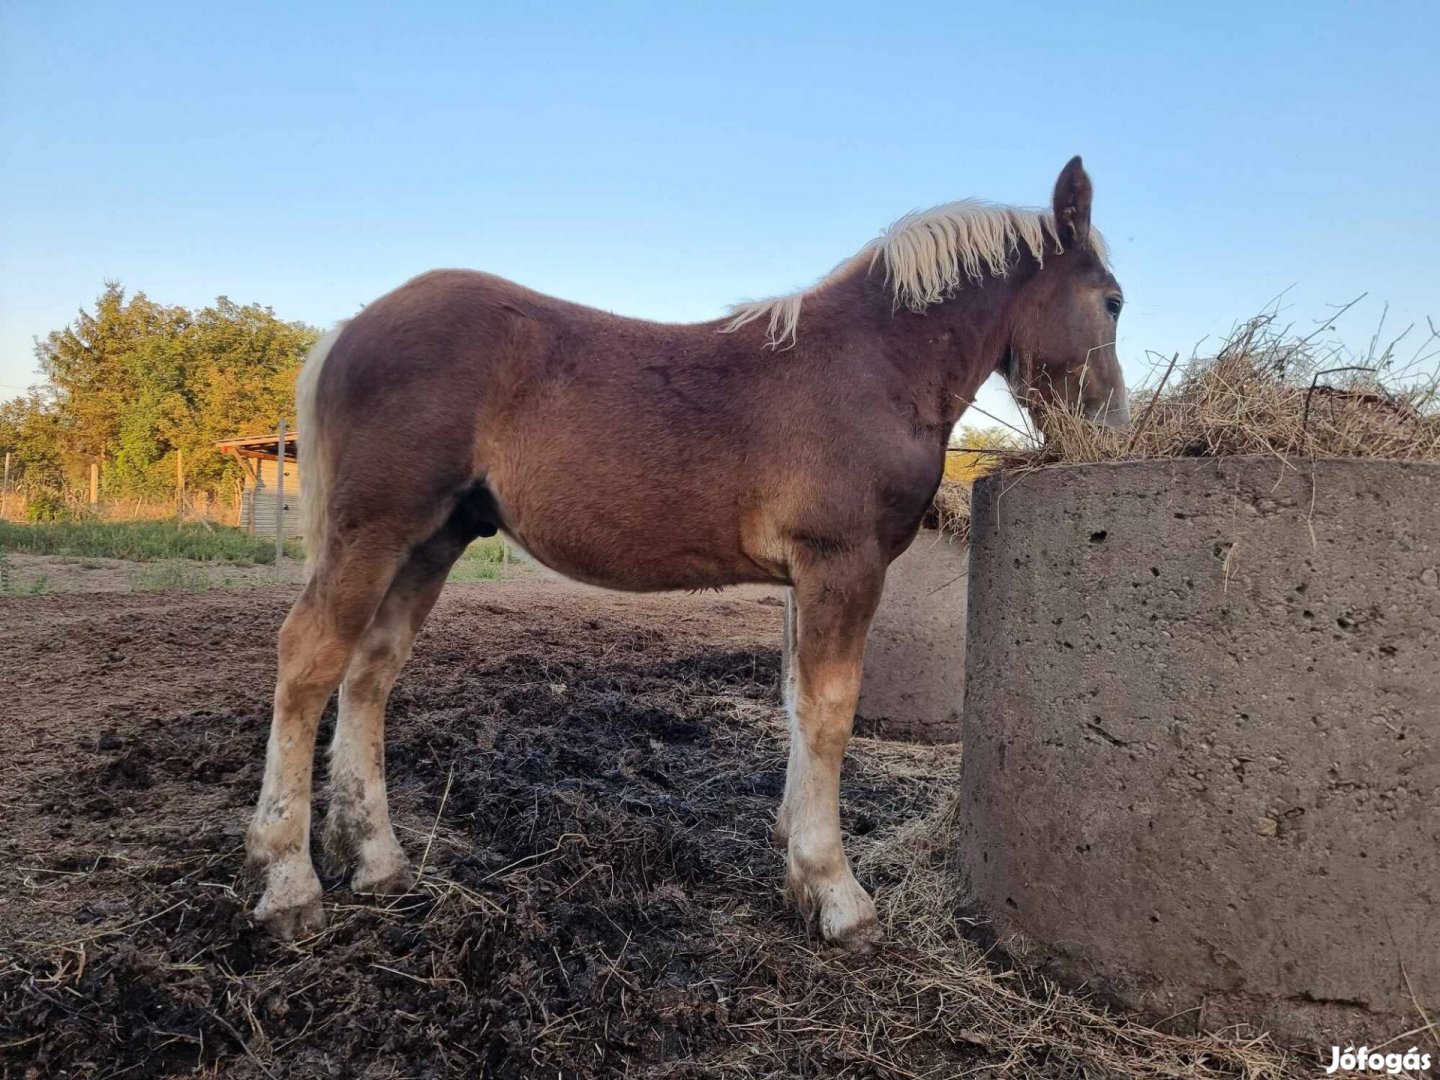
[0, 554, 49, 595]
[448, 535, 508, 582]
[126, 561, 216, 592]
[0, 520, 301, 564]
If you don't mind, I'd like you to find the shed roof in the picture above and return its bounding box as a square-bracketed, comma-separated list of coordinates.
[215, 431, 299, 463]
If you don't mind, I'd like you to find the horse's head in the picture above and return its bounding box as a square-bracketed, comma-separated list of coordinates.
[1002, 157, 1129, 428]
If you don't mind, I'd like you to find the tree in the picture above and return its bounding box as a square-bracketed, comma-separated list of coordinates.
[944, 424, 1023, 484]
[34, 282, 190, 470]
[7, 284, 319, 507]
[0, 391, 68, 492]
[182, 297, 316, 495]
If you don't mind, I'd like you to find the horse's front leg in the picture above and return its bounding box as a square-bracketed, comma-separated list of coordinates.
[776, 554, 885, 951]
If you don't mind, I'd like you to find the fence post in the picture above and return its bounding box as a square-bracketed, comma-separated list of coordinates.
[175, 448, 185, 523]
[275, 418, 287, 567]
[89, 461, 99, 511]
[1, 451, 11, 518]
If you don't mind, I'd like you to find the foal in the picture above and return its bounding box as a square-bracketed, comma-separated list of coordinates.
[247, 157, 1127, 949]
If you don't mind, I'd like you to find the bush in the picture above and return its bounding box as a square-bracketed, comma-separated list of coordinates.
[23, 492, 70, 523]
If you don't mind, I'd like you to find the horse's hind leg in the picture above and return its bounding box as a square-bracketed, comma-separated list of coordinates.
[777, 553, 885, 951]
[246, 540, 407, 938]
[323, 523, 471, 894]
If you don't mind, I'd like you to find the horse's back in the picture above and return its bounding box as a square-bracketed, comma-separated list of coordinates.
[304, 264, 926, 591]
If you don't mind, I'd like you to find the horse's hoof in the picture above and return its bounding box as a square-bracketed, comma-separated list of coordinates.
[351, 847, 413, 896]
[787, 857, 882, 953]
[352, 865, 414, 897]
[253, 893, 325, 940]
[251, 853, 325, 940]
[814, 878, 882, 953]
[826, 911, 884, 954]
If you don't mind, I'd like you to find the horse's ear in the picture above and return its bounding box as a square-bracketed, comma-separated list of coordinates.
[1052, 155, 1092, 248]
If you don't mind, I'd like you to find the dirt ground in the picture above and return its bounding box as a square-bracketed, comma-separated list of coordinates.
[0, 578, 1316, 1079]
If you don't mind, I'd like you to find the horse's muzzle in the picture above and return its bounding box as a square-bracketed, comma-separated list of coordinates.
[1093, 392, 1130, 428]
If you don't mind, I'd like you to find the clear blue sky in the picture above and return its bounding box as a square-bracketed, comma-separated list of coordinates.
[3, 0, 1437, 427]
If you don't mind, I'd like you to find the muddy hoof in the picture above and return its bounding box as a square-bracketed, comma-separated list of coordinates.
[827, 914, 884, 955]
[351, 858, 414, 897]
[253, 895, 325, 940]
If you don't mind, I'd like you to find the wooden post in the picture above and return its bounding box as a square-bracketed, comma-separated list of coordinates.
[176, 448, 185, 523]
[238, 457, 258, 534]
[89, 461, 99, 510]
[275, 419, 287, 566]
[1, 451, 11, 519]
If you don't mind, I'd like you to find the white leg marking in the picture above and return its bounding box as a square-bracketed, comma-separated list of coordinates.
[249, 721, 324, 938]
[325, 625, 414, 895]
[782, 661, 880, 950]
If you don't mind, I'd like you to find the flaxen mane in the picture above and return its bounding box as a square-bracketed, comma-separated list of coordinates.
[722, 200, 1108, 348]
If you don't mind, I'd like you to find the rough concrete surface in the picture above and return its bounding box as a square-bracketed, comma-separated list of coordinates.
[781, 528, 968, 743]
[858, 528, 969, 742]
[959, 457, 1440, 1046]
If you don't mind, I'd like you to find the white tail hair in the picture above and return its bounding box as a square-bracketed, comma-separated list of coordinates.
[295, 326, 344, 579]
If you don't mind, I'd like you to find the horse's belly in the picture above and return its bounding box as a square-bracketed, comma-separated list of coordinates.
[484, 435, 785, 591]
[505, 525, 772, 592]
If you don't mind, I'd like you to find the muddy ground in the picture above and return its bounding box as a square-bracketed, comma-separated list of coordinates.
[0, 580, 905, 1078]
[0, 579, 1315, 1079]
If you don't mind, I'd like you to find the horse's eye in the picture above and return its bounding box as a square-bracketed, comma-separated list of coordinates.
[1105, 296, 1123, 317]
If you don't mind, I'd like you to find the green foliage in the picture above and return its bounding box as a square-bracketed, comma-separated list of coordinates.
[447, 536, 508, 581]
[951, 424, 1025, 450]
[0, 520, 299, 564]
[945, 424, 1027, 483]
[23, 492, 70, 523]
[1, 282, 319, 505]
[1, 392, 68, 492]
[126, 560, 216, 592]
[462, 536, 508, 563]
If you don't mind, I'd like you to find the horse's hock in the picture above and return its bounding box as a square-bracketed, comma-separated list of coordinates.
[782, 527, 968, 743]
[960, 457, 1440, 1045]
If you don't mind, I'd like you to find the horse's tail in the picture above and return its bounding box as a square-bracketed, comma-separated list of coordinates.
[295, 326, 343, 580]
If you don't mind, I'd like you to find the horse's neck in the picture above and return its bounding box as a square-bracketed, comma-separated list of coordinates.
[822, 270, 1015, 433]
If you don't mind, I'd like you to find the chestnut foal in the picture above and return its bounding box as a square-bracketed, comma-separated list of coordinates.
[247, 157, 1127, 948]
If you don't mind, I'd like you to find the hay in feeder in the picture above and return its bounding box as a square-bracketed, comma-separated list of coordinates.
[1003, 311, 1440, 470]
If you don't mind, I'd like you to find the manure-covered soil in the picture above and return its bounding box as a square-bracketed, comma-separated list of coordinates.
[0, 581, 1315, 1079]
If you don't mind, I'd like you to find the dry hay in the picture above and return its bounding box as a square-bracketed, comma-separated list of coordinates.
[924, 478, 973, 544]
[925, 310, 1438, 539]
[1005, 309, 1440, 470]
